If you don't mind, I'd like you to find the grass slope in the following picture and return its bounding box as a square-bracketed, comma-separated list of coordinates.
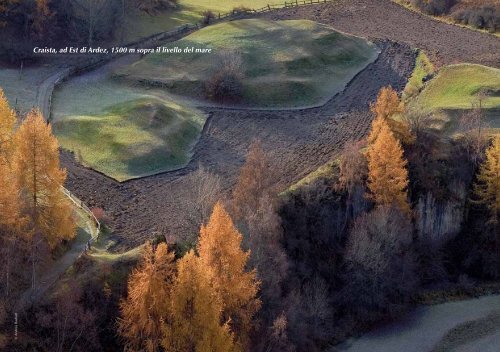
[402, 50, 435, 101]
[117, 19, 379, 108]
[413, 64, 500, 135]
[0, 66, 59, 114]
[122, 0, 292, 42]
[53, 97, 205, 181]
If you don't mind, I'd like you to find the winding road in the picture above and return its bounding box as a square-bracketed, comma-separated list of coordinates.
[336, 295, 500, 352]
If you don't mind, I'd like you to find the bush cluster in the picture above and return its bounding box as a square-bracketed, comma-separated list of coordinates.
[205, 51, 245, 102]
[411, 0, 457, 16]
[452, 6, 499, 32]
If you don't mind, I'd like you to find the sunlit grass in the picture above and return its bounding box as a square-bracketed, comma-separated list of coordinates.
[53, 97, 205, 181]
[402, 50, 435, 101]
[412, 64, 500, 137]
[121, 0, 293, 42]
[118, 19, 379, 108]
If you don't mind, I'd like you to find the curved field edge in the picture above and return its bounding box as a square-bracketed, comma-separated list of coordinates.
[335, 295, 500, 352]
[412, 63, 500, 136]
[116, 19, 380, 109]
[53, 97, 206, 182]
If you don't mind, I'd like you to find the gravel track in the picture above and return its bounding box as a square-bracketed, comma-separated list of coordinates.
[336, 295, 500, 352]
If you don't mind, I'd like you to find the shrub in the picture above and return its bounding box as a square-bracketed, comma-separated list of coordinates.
[452, 6, 499, 32]
[205, 50, 244, 102]
[412, 0, 457, 16]
[136, 0, 179, 14]
[91, 207, 112, 226]
[232, 6, 252, 15]
[201, 10, 216, 25]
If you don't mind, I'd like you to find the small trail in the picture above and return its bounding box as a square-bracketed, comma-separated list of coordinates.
[36, 68, 71, 120]
[15, 208, 97, 312]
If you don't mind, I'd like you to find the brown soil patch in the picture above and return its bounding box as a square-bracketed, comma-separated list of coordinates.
[62, 41, 415, 250]
[262, 0, 499, 68]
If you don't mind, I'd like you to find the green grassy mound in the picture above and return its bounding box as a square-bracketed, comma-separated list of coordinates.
[53, 98, 205, 181]
[117, 19, 379, 108]
[413, 64, 500, 136]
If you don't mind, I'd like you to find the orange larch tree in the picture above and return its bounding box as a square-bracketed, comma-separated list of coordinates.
[163, 250, 238, 352]
[118, 243, 176, 352]
[14, 109, 75, 248]
[198, 201, 261, 349]
[0, 88, 20, 228]
[232, 140, 276, 221]
[369, 86, 413, 145]
[366, 118, 410, 214]
[474, 136, 500, 233]
[0, 88, 22, 298]
[14, 109, 75, 288]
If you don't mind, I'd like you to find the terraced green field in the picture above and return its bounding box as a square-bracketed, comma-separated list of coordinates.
[412, 64, 500, 136]
[117, 19, 379, 108]
[52, 80, 205, 181]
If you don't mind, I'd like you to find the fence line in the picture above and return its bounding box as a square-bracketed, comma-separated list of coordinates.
[61, 187, 101, 241]
[214, 0, 335, 20]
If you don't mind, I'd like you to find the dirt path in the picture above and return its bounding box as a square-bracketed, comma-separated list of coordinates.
[263, 0, 500, 68]
[335, 295, 500, 352]
[15, 211, 96, 311]
[36, 68, 71, 120]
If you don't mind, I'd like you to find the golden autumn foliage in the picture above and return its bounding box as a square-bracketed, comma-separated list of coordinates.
[14, 109, 75, 248]
[119, 204, 259, 351]
[370, 86, 404, 122]
[232, 141, 275, 220]
[474, 136, 500, 228]
[0, 89, 21, 228]
[367, 118, 410, 214]
[118, 243, 176, 352]
[198, 202, 261, 348]
[369, 86, 413, 145]
[0, 88, 16, 158]
[163, 250, 238, 352]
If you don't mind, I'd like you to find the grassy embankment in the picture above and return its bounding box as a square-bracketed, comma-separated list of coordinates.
[53, 94, 205, 181]
[412, 63, 500, 136]
[117, 19, 379, 109]
[52, 74, 205, 182]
